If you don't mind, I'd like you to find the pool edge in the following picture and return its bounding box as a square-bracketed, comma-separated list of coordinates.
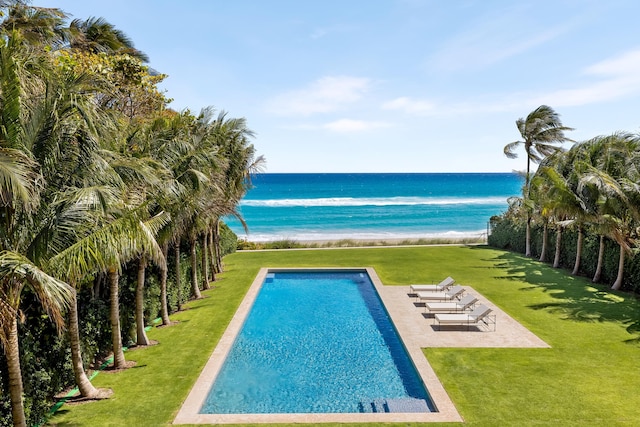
[173, 267, 464, 424]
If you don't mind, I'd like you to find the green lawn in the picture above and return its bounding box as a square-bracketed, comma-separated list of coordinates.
[47, 245, 640, 426]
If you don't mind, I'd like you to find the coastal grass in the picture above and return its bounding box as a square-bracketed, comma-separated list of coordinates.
[46, 245, 640, 426]
[237, 236, 486, 250]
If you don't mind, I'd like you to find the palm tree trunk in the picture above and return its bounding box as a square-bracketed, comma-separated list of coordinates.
[135, 256, 150, 346]
[553, 227, 562, 268]
[175, 242, 182, 311]
[611, 243, 625, 290]
[160, 241, 171, 325]
[572, 227, 583, 275]
[201, 233, 210, 290]
[208, 228, 216, 281]
[69, 293, 99, 398]
[593, 235, 605, 283]
[213, 219, 222, 273]
[539, 222, 548, 262]
[525, 160, 532, 257]
[109, 268, 126, 369]
[190, 237, 202, 299]
[525, 216, 532, 257]
[6, 317, 27, 427]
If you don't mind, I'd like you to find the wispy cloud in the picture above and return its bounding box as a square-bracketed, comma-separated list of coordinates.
[266, 76, 373, 116]
[433, 28, 564, 72]
[428, 6, 571, 72]
[388, 48, 640, 116]
[530, 49, 640, 107]
[323, 119, 392, 132]
[381, 97, 436, 114]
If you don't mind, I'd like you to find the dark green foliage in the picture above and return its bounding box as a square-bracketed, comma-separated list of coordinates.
[77, 289, 112, 366]
[489, 216, 639, 291]
[488, 215, 526, 252]
[0, 236, 218, 425]
[219, 222, 237, 257]
[0, 293, 75, 427]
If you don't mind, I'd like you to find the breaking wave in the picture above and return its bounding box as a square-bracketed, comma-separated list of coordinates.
[241, 196, 508, 208]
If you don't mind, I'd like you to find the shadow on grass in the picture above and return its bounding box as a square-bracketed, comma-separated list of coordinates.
[473, 246, 640, 344]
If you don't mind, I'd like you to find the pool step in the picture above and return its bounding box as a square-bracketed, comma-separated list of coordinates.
[359, 398, 430, 413]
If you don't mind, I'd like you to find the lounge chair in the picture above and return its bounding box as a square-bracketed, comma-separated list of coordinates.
[416, 285, 464, 302]
[425, 294, 478, 314]
[410, 276, 455, 293]
[434, 304, 495, 330]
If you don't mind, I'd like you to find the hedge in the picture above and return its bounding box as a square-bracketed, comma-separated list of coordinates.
[488, 216, 639, 292]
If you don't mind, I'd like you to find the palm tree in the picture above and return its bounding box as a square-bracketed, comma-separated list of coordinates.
[0, 26, 109, 422]
[534, 157, 584, 270]
[0, 252, 74, 427]
[504, 105, 573, 256]
[208, 111, 264, 270]
[0, 1, 69, 49]
[68, 16, 149, 62]
[52, 211, 167, 371]
[529, 172, 555, 262]
[578, 133, 640, 289]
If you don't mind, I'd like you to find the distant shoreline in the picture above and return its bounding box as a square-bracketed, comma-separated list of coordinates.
[237, 234, 487, 250]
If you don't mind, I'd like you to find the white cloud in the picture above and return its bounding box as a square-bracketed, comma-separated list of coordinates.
[382, 97, 436, 115]
[389, 48, 640, 116]
[529, 48, 640, 107]
[323, 119, 392, 132]
[266, 76, 373, 116]
[428, 7, 570, 73]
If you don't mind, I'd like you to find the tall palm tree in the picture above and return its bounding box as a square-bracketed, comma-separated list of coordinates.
[0, 27, 108, 423]
[504, 105, 573, 256]
[52, 210, 167, 370]
[534, 155, 585, 270]
[529, 172, 555, 262]
[208, 111, 264, 270]
[0, 252, 74, 427]
[578, 132, 640, 289]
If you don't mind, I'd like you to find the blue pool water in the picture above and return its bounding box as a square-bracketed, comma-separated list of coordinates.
[200, 270, 434, 414]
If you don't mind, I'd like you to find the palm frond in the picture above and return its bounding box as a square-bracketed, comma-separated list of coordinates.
[0, 147, 41, 212]
[49, 210, 168, 282]
[0, 250, 74, 333]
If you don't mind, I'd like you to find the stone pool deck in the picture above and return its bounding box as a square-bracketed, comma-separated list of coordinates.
[173, 267, 549, 425]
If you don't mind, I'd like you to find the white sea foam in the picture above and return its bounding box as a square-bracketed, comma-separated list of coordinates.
[238, 229, 487, 243]
[241, 196, 507, 208]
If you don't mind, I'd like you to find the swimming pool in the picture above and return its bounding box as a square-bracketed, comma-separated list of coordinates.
[200, 269, 434, 414]
[175, 267, 463, 424]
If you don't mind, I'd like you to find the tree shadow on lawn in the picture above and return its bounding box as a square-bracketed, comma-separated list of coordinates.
[472, 247, 640, 344]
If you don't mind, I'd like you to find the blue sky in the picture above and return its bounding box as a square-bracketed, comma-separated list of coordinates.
[38, 0, 640, 173]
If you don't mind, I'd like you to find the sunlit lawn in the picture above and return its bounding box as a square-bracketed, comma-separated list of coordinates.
[47, 245, 640, 426]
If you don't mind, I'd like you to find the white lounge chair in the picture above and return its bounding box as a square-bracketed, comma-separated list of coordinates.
[425, 294, 478, 314]
[416, 285, 464, 302]
[434, 304, 495, 330]
[410, 276, 455, 293]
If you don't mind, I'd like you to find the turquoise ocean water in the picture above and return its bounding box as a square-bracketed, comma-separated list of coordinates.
[225, 173, 523, 242]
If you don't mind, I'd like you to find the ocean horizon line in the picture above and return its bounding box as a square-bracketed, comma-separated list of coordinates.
[254, 171, 520, 175]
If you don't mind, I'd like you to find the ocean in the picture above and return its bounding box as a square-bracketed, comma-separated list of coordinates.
[224, 173, 523, 242]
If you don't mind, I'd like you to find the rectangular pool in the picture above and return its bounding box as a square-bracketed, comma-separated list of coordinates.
[201, 269, 434, 414]
[174, 267, 461, 424]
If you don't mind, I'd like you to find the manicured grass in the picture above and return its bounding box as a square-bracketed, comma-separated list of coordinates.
[46, 245, 640, 426]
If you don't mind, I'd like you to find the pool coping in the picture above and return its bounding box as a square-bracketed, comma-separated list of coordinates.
[174, 267, 547, 424]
